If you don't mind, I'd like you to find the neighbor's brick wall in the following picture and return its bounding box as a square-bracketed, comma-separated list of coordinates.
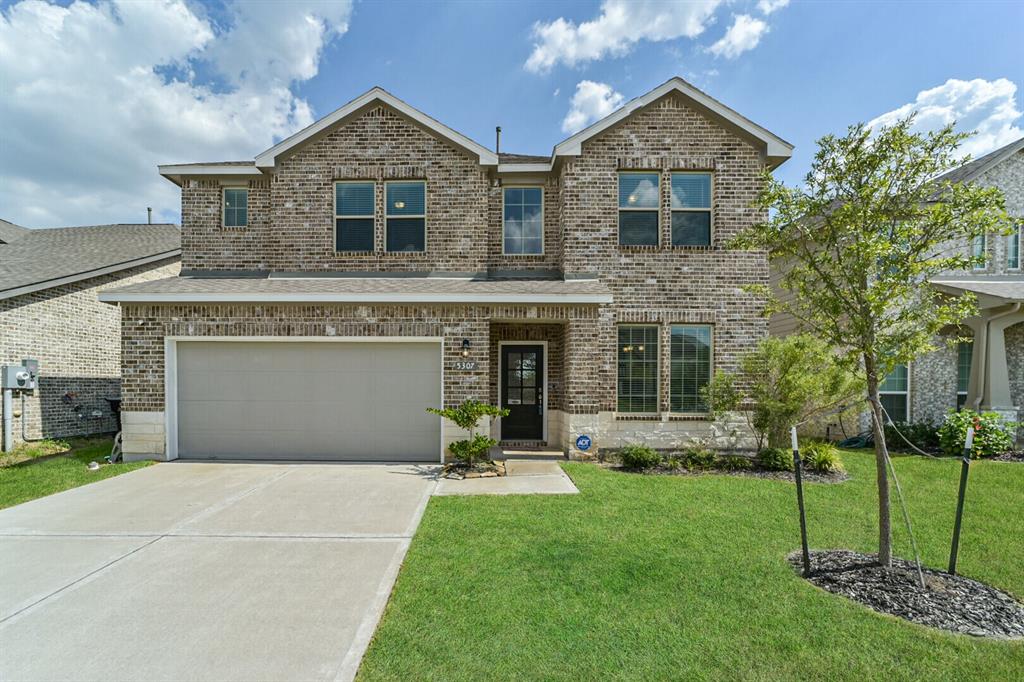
[910, 332, 960, 425]
[558, 92, 770, 413]
[182, 106, 490, 272]
[954, 149, 1024, 275]
[0, 257, 180, 447]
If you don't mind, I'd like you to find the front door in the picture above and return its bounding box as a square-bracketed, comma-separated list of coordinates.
[500, 344, 544, 440]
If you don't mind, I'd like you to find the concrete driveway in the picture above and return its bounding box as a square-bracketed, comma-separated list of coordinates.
[0, 461, 438, 682]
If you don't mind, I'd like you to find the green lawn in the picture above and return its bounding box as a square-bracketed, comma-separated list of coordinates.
[0, 437, 151, 509]
[359, 451, 1023, 681]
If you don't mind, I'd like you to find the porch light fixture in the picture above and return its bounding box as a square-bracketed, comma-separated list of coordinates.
[461, 339, 471, 357]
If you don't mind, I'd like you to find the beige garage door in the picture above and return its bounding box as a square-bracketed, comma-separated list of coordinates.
[175, 341, 441, 461]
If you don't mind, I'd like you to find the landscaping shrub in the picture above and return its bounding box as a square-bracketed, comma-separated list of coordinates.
[665, 454, 683, 471]
[802, 441, 845, 473]
[756, 447, 793, 472]
[718, 455, 753, 471]
[884, 420, 940, 451]
[619, 444, 661, 470]
[938, 409, 1016, 458]
[682, 447, 717, 470]
[427, 399, 508, 466]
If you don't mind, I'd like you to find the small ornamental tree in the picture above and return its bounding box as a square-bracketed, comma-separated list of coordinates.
[427, 399, 509, 466]
[702, 334, 863, 452]
[734, 118, 1012, 567]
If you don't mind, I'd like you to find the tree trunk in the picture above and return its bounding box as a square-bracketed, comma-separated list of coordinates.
[864, 355, 893, 568]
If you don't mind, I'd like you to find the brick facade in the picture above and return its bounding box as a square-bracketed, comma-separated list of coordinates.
[0, 258, 179, 447]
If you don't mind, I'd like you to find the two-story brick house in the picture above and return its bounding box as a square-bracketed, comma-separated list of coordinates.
[100, 77, 793, 462]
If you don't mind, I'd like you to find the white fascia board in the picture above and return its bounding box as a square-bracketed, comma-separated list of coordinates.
[554, 77, 794, 164]
[2, 251, 182, 301]
[497, 163, 553, 173]
[254, 87, 499, 169]
[98, 291, 612, 304]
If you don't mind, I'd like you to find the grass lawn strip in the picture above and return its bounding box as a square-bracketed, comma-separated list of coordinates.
[358, 449, 1023, 681]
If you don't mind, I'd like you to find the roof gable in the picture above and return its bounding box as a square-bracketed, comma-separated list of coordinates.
[931, 136, 1024, 187]
[254, 87, 498, 169]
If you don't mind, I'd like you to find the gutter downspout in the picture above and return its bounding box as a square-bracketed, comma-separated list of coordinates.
[973, 301, 1021, 411]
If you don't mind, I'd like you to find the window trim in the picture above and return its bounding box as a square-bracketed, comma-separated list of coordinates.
[1008, 225, 1021, 271]
[956, 341, 973, 411]
[501, 185, 545, 256]
[879, 362, 911, 423]
[669, 171, 714, 247]
[972, 233, 987, 271]
[617, 170, 661, 247]
[221, 186, 249, 228]
[385, 180, 427, 254]
[669, 324, 714, 415]
[616, 324, 660, 415]
[333, 180, 376, 253]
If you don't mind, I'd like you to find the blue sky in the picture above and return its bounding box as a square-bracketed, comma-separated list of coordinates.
[1, 0, 1022, 226]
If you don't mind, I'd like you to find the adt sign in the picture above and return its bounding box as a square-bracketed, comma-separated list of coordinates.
[575, 435, 592, 451]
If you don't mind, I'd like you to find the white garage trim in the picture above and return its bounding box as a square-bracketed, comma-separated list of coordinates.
[164, 336, 445, 463]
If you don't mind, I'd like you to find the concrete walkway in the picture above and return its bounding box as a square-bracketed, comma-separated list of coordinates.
[434, 459, 578, 496]
[0, 462, 438, 682]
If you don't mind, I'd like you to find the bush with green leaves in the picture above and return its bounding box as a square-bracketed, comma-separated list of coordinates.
[884, 420, 940, 451]
[682, 447, 716, 470]
[938, 409, 1016, 459]
[619, 444, 661, 470]
[427, 399, 508, 466]
[801, 441, 845, 473]
[756, 447, 793, 472]
[718, 455, 753, 471]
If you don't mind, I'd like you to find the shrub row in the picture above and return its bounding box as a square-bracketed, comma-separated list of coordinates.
[618, 442, 843, 474]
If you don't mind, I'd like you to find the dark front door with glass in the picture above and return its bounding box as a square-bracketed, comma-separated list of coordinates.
[501, 345, 544, 440]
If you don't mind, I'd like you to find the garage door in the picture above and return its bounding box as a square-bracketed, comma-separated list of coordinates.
[174, 341, 441, 461]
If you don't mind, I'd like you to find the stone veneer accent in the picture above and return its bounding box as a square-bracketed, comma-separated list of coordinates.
[0, 258, 180, 448]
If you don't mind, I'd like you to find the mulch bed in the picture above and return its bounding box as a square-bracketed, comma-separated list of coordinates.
[441, 460, 506, 480]
[604, 463, 847, 484]
[790, 549, 1024, 638]
[991, 452, 1024, 463]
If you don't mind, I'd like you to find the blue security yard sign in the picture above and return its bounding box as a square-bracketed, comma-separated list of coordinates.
[575, 435, 592, 451]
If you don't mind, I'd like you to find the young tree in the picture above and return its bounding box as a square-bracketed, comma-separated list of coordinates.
[702, 334, 863, 452]
[735, 119, 1011, 567]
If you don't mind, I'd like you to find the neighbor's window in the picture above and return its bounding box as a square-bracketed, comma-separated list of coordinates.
[1008, 225, 1021, 270]
[335, 182, 375, 252]
[670, 172, 712, 246]
[618, 172, 659, 246]
[972, 234, 987, 270]
[957, 340, 973, 410]
[223, 188, 248, 227]
[670, 325, 712, 413]
[879, 364, 909, 423]
[617, 326, 659, 413]
[503, 187, 543, 255]
[386, 181, 426, 252]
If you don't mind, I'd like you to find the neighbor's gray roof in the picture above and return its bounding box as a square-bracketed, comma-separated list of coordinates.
[99, 275, 611, 304]
[932, 278, 1024, 307]
[0, 224, 181, 299]
[931, 136, 1024, 188]
[0, 219, 30, 244]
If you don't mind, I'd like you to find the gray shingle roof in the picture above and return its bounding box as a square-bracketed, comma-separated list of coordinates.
[0, 224, 181, 298]
[99, 275, 611, 304]
[0, 219, 30, 244]
[931, 136, 1024, 188]
[932, 278, 1024, 305]
[498, 152, 550, 164]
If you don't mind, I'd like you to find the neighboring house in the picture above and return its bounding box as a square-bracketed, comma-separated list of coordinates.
[769, 137, 1024, 435]
[99, 77, 793, 462]
[0, 222, 181, 449]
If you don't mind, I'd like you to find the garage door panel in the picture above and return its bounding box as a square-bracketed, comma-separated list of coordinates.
[176, 341, 440, 461]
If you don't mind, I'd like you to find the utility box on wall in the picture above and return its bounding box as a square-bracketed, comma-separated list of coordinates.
[1, 359, 40, 390]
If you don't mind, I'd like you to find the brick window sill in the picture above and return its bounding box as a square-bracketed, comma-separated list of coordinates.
[614, 413, 712, 422]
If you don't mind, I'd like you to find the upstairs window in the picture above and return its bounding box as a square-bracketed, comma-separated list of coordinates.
[670, 325, 712, 413]
[1008, 225, 1021, 270]
[386, 181, 426, 252]
[972, 234, 987, 270]
[670, 173, 712, 246]
[879, 364, 909, 423]
[223, 188, 248, 227]
[335, 182, 375, 252]
[618, 172, 659, 246]
[617, 326, 659, 413]
[957, 341, 973, 410]
[503, 187, 543, 255]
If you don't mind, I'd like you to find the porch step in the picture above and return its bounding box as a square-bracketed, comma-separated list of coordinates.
[496, 448, 566, 461]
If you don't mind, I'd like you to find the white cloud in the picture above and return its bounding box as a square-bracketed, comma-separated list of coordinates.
[757, 0, 790, 15]
[0, 0, 352, 227]
[708, 14, 768, 59]
[867, 78, 1024, 160]
[561, 80, 624, 134]
[525, 0, 721, 73]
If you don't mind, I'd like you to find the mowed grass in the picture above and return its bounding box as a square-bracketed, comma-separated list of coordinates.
[0, 437, 151, 509]
[359, 451, 1023, 681]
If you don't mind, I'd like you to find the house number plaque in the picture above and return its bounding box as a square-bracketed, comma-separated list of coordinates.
[453, 360, 478, 371]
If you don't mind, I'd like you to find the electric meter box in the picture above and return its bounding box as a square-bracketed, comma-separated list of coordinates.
[1, 359, 40, 390]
